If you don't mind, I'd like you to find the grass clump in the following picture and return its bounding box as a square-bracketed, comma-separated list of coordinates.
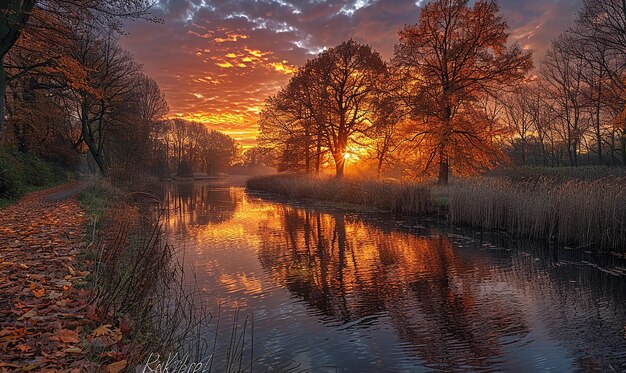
[487, 166, 626, 182]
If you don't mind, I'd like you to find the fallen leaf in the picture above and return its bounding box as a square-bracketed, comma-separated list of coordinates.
[32, 288, 45, 298]
[63, 347, 82, 354]
[16, 344, 30, 352]
[92, 324, 112, 337]
[18, 309, 37, 321]
[106, 359, 127, 373]
[48, 290, 62, 300]
[53, 329, 80, 344]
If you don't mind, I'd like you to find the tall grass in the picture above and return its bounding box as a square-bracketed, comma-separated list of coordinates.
[79, 180, 213, 366]
[80, 179, 258, 371]
[247, 173, 626, 252]
[486, 165, 626, 182]
[447, 177, 626, 252]
[247, 174, 432, 215]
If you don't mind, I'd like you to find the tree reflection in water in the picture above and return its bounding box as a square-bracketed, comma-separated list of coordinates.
[163, 186, 626, 371]
[165, 182, 240, 231]
[257, 205, 626, 371]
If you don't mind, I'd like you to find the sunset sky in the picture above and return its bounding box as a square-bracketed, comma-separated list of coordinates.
[121, 0, 582, 147]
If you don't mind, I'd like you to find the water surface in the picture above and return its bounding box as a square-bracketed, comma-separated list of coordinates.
[164, 181, 626, 372]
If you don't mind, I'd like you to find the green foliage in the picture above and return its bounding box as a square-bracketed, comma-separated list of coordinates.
[0, 152, 24, 199]
[0, 148, 71, 203]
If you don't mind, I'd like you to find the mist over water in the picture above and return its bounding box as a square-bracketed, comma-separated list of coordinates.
[164, 181, 626, 372]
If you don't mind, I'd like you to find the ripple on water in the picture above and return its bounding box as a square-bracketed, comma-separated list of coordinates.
[164, 184, 626, 372]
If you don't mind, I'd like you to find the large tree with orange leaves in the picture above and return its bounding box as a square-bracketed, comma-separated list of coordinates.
[393, 0, 532, 184]
[0, 0, 154, 143]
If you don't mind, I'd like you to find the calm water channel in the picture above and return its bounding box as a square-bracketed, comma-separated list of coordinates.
[163, 180, 626, 372]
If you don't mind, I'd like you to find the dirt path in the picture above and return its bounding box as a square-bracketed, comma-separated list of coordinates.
[0, 183, 106, 371]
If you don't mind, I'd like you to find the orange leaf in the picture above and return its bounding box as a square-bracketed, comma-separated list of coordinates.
[91, 324, 112, 337]
[32, 288, 45, 298]
[106, 359, 127, 373]
[54, 329, 80, 344]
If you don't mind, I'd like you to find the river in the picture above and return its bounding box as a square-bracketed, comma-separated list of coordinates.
[163, 180, 626, 372]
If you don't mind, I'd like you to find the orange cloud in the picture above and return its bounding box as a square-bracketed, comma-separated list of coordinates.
[214, 33, 249, 43]
[269, 61, 297, 74]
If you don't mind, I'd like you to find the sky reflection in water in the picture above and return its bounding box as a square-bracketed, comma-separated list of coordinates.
[164, 182, 626, 372]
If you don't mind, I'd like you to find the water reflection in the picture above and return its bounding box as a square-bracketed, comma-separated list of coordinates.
[165, 182, 239, 228]
[165, 184, 626, 372]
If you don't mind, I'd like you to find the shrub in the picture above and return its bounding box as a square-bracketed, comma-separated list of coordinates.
[14, 151, 56, 187]
[0, 152, 24, 199]
[0, 147, 70, 202]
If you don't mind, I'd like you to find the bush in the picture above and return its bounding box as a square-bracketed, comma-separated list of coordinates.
[0, 152, 24, 199]
[0, 147, 70, 202]
[14, 151, 56, 187]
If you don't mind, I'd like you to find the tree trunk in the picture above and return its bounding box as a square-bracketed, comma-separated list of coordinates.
[81, 99, 107, 175]
[0, 60, 5, 144]
[622, 128, 626, 169]
[315, 135, 321, 175]
[335, 156, 345, 178]
[438, 150, 449, 185]
[304, 129, 311, 174]
[595, 79, 603, 165]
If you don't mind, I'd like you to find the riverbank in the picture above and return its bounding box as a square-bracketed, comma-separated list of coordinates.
[246, 172, 626, 253]
[0, 180, 207, 371]
[0, 182, 130, 371]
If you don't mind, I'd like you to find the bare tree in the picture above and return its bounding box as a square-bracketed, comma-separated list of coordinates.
[541, 35, 591, 167]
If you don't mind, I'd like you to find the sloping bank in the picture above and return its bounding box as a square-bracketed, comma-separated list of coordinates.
[246, 174, 626, 253]
[76, 180, 210, 370]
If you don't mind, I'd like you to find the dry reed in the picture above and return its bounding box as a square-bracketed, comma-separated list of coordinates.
[247, 174, 432, 216]
[447, 177, 626, 252]
[247, 173, 626, 252]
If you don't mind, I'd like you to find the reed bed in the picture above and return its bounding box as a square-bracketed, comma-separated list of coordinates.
[247, 174, 432, 216]
[487, 166, 626, 182]
[248, 173, 626, 252]
[447, 177, 626, 251]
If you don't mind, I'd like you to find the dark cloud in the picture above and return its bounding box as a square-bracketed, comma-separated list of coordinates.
[120, 0, 582, 147]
